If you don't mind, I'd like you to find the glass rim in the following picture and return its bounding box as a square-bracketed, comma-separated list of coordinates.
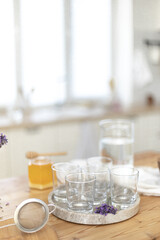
[83, 168, 109, 174]
[110, 167, 139, 176]
[51, 162, 79, 172]
[31, 157, 51, 165]
[87, 156, 112, 162]
[99, 119, 134, 127]
[65, 173, 96, 183]
[31, 156, 50, 160]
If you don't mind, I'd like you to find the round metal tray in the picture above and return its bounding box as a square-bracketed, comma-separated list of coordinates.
[48, 191, 140, 225]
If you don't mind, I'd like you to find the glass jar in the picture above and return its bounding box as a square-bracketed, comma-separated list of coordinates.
[28, 156, 53, 190]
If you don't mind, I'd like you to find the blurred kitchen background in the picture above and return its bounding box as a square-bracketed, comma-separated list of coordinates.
[0, 0, 160, 179]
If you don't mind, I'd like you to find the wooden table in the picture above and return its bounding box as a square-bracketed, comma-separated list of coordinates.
[0, 151, 160, 240]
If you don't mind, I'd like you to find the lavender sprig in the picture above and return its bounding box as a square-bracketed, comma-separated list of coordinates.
[95, 203, 117, 216]
[0, 133, 8, 148]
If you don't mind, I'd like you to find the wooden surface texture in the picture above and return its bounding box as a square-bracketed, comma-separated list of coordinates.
[0, 151, 160, 240]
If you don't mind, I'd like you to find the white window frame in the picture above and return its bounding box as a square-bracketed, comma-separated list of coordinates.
[11, 0, 133, 110]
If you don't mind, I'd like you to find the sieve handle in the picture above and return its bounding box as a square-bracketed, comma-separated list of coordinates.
[48, 204, 56, 214]
[0, 217, 15, 229]
[0, 223, 15, 229]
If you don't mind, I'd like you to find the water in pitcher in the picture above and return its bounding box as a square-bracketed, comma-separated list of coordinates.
[100, 137, 134, 166]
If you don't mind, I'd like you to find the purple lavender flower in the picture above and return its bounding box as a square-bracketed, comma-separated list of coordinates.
[95, 203, 117, 216]
[0, 133, 8, 148]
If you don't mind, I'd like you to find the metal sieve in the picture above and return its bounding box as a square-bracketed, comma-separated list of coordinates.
[0, 198, 55, 233]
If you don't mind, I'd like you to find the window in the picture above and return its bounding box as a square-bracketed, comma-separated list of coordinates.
[20, 0, 65, 107]
[0, 0, 112, 109]
[71, 0, 111, 100]
[0, 0, 16, 107]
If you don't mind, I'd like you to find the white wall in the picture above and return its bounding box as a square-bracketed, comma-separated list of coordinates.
[134, 0, 160, 32]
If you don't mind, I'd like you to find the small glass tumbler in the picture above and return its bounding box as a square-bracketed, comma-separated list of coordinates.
[110, 167, 139, 210]
[65, 173, 96, 213]
[51, 162, 80, 203]
[84, 156, 112, 205]
[87, 156, 112, 169]
[99, 119, 134, 166]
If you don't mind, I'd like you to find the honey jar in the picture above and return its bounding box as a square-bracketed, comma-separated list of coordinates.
[28, 156, 53, 190]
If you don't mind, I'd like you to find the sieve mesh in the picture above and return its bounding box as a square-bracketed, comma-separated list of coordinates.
[18, 202, 46, 230]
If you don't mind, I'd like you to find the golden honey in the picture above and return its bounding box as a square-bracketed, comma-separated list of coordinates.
[28, 157, 53, 190]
